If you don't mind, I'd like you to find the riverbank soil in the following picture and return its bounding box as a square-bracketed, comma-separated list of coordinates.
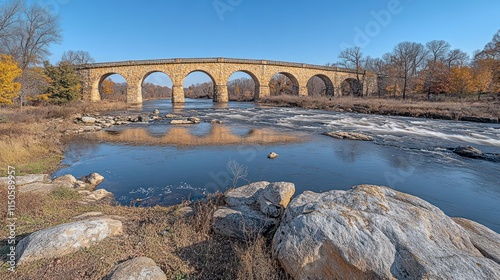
[0, 101, 127, 176]
[0, 188, 285, 279]
[258, 95, 500, 122]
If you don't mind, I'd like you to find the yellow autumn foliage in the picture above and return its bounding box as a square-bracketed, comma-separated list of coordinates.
[0, 54, 22, 104]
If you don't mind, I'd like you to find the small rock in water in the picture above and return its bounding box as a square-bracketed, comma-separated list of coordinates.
[153, 109, 160, 116]
[211, 119, 223, 124]
[268, 152, 279, 159]
[187, 117, 201, 124]
[453, 145, 484, 159]
[164, 114, 181, 118]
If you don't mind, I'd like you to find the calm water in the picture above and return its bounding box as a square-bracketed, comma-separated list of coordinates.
[54, 99, 500, 232]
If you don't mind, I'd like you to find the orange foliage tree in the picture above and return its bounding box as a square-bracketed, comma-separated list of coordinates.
[449, 66, 473, 94]
[101, 78, 115, 95]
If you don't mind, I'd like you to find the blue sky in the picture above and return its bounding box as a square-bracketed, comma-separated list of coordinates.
[45, 0, 500, 85]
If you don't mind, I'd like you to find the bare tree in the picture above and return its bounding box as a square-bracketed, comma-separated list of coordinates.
[61, 50, 95, 65]
[446, 49, 470, 68]
[0, 0, 22, 43]
[338, 46, 365, 96]
[227, 160, 248, 188]
[423, 40, 451, 99]
[365, 56, 386, 97]
[391, 42, 428, 99]
[5, 1, 62, 69]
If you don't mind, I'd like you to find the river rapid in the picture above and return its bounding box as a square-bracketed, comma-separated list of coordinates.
[54, 99, 500, 232]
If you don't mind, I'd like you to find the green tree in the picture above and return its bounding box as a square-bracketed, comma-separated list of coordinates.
[0, 54, 22, 104]
[43, 61, 82, 104]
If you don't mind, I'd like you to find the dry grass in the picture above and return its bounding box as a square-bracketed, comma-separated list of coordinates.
[0, 101, 127, 176]
[259, 95, 500, 121]
[0, 187, 287, 279]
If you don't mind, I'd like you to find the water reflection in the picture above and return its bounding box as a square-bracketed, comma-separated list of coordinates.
[88, 124, 304, 146]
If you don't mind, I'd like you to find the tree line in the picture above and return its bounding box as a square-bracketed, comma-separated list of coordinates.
[0, 0, 93, 108]
[1, 0, 498, 105]
[335, 31, 500, 99]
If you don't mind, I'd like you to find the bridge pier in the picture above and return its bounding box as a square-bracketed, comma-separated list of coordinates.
[172, 85, 185, 103]
[214, 85, 228, 103]
[298, 86, 308, 97]
[127, 83, 142, 105]
[258, 86, 270, 99]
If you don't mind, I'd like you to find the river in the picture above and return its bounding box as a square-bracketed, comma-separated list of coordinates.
[54, 99, 500, 233]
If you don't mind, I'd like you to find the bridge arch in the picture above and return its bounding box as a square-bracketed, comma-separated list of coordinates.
[269, 72, 299, 96]
[307, 74, 334, 97]
[183, 70, 216, 100]
[141, 71, 173, 100]
[341, 78, 363, 96]
[227, 70, 260, 101]
[96, 73, 128, 101]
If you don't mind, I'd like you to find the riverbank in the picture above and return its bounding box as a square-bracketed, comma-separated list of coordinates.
[0, 101, 127, 176]
[0, 176, 282, 279]
[2, 175, 499, 279]
[258, 95, 500, 123]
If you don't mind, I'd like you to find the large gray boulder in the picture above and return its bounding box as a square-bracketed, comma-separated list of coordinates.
[16, 217, 123, 264]
[273, 185, 500, 280]
[106, 257, 167, 280]
[213, 181, 295, 239]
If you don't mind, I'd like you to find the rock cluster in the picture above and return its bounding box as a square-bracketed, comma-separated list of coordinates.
[212, 181, 295, 239]
[0, 172, 105, 194]
[68, 110, 206, 134]
[272, 185, 500, 279]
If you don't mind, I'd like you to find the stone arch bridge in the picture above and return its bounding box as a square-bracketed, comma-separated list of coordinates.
[77, 58, 377, 104]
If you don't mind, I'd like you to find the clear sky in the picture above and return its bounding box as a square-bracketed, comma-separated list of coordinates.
[44, 0, 500, 85]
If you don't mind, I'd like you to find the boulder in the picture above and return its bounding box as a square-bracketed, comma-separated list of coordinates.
[16, 217, 123, 264]
[213, 181, 295, 239]
[106, 257, 167, 280]
[85, 189, 113, 201]
[454, 145, 484, 158]
[212, 206, 277, 239]
[211, 119, 223, 124]
[80, 172, 105, 188]
[153, 109, 160, 116]
[164, 114, 181, 118]
[273, 185, 500, 280]
[187, 117, 201, 124]
[323, 131, 374, 141]
[81, 116, 96, 124]
[170, 120, 196, 125]
[52, 174, 77, 188]
[225, 181, 270, 206]
[267, 152, 279, 159]
[0, 174, 50, 186]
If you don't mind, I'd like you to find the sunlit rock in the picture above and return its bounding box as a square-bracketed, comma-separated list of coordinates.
[16, 217, 123, 264]
[273, 185, 500, 279]
[268, 152, 279, 159]
[323, 131, 374, 141]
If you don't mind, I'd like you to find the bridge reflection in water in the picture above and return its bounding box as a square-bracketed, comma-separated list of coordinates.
[90, 124, 304, 146]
